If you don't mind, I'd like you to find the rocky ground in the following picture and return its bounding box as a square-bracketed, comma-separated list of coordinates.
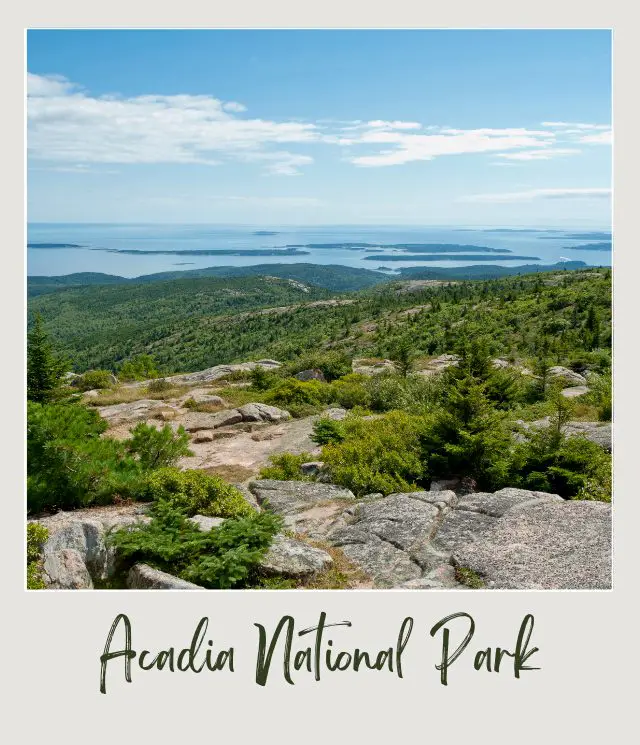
[35, 359, 611, 590]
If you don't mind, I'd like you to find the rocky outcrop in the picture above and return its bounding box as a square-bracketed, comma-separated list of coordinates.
[515, 418, 612, 451]
[260, 535, 333, 579]
[127, 564, 203, 589]
[453, 500, 611, 589]
[294, 369, 326, 382]
[547, 366, 587, 386]
[249, 480, 355, 538]
[352, 359, 397, 376]
[250, 481, 612, 590]
[180, 404, 291, 433]
[34, 507, 151, 588]
[163, 360, 281, 385]
[415, 354, 460, 377]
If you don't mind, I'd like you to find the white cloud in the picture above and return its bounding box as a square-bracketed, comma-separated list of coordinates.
[348, 128, 555, 167]
[28, 73, 317, 175]
[27, 72, 611, 177]
[495, 148, 581, 161]
[578, 130, 613, 145]
[460, 187, 611, 203]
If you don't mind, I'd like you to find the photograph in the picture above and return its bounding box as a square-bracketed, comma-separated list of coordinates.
[26, 28, 612, 592]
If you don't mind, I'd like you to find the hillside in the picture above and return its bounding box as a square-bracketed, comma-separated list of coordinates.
[29, 267, 611, 375]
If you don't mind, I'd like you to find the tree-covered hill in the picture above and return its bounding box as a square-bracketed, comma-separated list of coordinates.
[29, 267, 611, 375]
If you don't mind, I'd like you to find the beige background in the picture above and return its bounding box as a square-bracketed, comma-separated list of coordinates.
[2, 3, 636, 741]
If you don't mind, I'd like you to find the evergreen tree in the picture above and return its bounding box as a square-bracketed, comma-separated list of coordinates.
[390, 338, 415, 377]
[27, 313, 68, 403]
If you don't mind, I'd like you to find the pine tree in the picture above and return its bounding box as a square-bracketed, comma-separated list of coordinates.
[27, 314, 68, 403]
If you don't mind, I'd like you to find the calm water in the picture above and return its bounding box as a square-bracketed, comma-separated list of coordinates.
[27, 223, 612, 278]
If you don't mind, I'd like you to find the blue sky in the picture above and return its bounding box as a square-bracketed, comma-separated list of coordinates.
[27, 30, 612, 226]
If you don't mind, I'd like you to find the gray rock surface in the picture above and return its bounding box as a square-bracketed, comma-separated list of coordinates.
[456, 487, 563, 518]
[327, 492, 455, 588]
[294, 368, 326, 382]
[260, 535, 333, 578]
[189, 515, 226, 531]
[127, 564, 203, 589]
[454, 500, 612, 589]
[249, 480, 355, 538]
[163, 360, 281, 385]
[42, 549, 94, 589]
[547, 366, 587, 386]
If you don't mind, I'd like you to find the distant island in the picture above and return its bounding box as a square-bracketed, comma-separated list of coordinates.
[565, 242, 612, 251]
[538, 232, 612, 241]
[90, 247, 310, 257]
[253, 231, 280, 236]
[173, 262, 195, 265]
[364, 253, 541, 262]
[284, 242, 512, 253]
[27, 243, 84, 249]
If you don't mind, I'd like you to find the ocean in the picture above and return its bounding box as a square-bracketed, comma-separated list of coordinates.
[27, 223, 612, 279]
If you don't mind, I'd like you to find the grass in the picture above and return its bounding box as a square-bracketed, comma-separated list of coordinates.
[85, 384, 191, 406]
[454, 566, 485, 589]
[201, 464, 257, 484]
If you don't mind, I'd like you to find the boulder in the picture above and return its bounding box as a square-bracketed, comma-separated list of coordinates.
[98, 399, 160, 425]
[454, 501, 611, 589]
[249, 480, 355, 538]
[547, 366, 587, 386]
[164, 360, 281, 385]
[127, 564, 204, 589]
[455, 487, 563, 518]
[294, 369, 326, 383]
[352, 359, 397, 376]
[327, 492, 455, 588]
[561, 385, 590, 398]
[181, 409, 243, 432]
[42, 549, 93, 589]
[323, 407, 348, 421]
[193, 430, 215, 443]
[42, 519, 109, 580]
[259, 535, 333, 578]
[237, 403, 291, 424]
[564, 421, 612, 451]
[300, 461, 324, 476]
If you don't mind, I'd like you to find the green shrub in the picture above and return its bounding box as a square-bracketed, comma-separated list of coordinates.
[109, 501, 282, 589]
[509, 427, 611, 499]
[259, 452, 315, 481]
[137, 467, 253, 518]
[284, 351, 352, 381]
[27, 523, 49, 589]
[364, 373, 438, 413]
[327, 375, 371, 409]
[311, 418, 345, 445]
[419, 372, 512, 489]
[146, 378, 174, 393]
[75, 369, 115, 391]
[127, 422, 192, 470]
[27, 402, 143, 513]
[263, 379, 330, 416]
[249, 365, 281, 391]
[584, 372, 612, 421]
[118, 354, 158, 381]
[322, 411, 426, 496]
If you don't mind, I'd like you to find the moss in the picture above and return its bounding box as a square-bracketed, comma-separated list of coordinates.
[455, 566, 485, 589]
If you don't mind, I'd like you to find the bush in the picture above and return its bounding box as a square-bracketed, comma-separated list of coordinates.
[322, 411, 426, 496]
[584, 372, 612, 421]
[137, 467, 254, 518]
[259, 452, 315, 481]
[284, 351, 352, 382]
[109, 501, 282, 589]
[146, 378, 174, 393]
[27, 402, 143, 513]
[508, 427, 611, 499]
[311, 418, 345, 445]
[118, 354, 158, 381]
[419, 372, 512, 489]
[127, 422, 192, 470]
[249, 365, 281, 391]
[263, 379, 330, 415]
[27, 523, 49, 589]
[364, 373, 438, 413]
[327, 375, 371, 409]
[75, 370, 115, 391]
